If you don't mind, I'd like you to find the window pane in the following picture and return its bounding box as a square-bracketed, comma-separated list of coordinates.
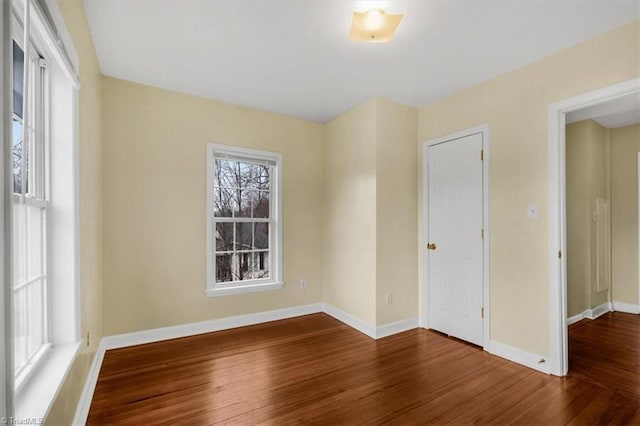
[14, 288, 27, 372]
[13, 41, 24, 119]
[26, 206, 44, 279]
[216, 254, 232, 283]
[213, 187, 236, 217]
[234, 252, 253, 282]
[253, 251, 270, 279]
[214, 159, 237, 189]
[254, 191, 270, 218]
[215, 222, 233, 252]
[27, 280, 44, 359]
[13, 204, 26, 287]
[12, 118, 23, 194]
[235, 223, 252, 251]
[255, 223, 269, 250]
[237, 162, 252, 188]
[249, 164, 270, 191]
[238, 190, 252, 218]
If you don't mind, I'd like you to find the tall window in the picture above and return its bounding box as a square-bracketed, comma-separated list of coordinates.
[12, 36, 49, 381]
[8, 0, 80, 418]
[207, 144, 283, 296]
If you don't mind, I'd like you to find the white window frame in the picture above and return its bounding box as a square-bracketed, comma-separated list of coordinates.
[206, 144, 283, 297]
[9, 0, 81, 421]
[10, 19, 51, 392]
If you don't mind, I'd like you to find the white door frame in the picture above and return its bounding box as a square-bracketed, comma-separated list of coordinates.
[421, 124, 491, 349]
[548, 77, 640, 376]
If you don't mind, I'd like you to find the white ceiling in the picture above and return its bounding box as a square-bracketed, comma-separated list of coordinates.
[566, 92, 640, 128]
[83, 0, 640, 123]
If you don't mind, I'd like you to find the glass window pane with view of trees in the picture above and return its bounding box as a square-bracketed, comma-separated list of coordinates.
[213, 158, 271, 283]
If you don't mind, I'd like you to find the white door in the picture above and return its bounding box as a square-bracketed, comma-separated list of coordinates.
[427, 133, 484, 346]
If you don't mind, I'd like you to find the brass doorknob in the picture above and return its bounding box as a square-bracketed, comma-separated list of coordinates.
[427, 243, 437, 250]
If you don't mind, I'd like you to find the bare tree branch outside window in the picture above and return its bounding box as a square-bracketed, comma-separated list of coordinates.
[213, 158, 271, 283]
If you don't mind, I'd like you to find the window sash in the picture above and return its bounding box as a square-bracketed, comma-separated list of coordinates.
[210, 149, 279, 288]
[11, 14, 49, 382]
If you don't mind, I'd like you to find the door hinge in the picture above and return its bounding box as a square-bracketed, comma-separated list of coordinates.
[481, 228, 484, 240]
[480, 150, 484, 161]
[481, 307, 484, 319]
[558, 250, 562, 259]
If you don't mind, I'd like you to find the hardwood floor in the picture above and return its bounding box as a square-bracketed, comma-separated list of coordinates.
[569, 311, 640, 401]
[87, 313, 640, 425]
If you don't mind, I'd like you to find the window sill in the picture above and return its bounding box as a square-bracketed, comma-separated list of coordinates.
[15, 341, 82, 421]
[206, 281, 284, 297]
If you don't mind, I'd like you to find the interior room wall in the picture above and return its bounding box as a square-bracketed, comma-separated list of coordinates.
[46, 1, 103, 424]
[565, 119, 610, 317]
[323, 99, 378, 326]
[611, 123, 640, 306]
[375, 98, 419, 326]
[418, 20, 639, 357]
[101, 77, 325, 336]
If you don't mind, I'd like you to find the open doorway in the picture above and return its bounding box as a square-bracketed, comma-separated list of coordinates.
[548, 78, 640, 380]
[563, 92, 640, 397]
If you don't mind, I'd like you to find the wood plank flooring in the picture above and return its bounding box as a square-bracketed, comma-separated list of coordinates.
[569, 311, 640, 401]
[87, 313, 640, 425]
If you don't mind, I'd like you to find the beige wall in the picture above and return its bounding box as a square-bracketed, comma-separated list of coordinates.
[566, 120, 610, 317]
[323, 99, 377, 325]
[418, 21, 640, 356]
[101, 77, 325, 335]
[375, 99, 419, 325]
[611, 124, 640, 306]
[323, 98, 418, 327]
[46, 1, 103, 424]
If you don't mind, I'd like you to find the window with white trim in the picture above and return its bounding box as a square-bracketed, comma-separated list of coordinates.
[12, 30, 49, 385]
[9, 0, 80, 418]
[206, 144, 283, 296]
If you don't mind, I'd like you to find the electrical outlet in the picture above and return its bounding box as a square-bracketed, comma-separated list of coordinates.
[385, 292, 392, 305]
[300, 279, 307, 289]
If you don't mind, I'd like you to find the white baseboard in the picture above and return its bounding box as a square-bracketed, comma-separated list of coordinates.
[102, 303, 324, 350]
[585, 302, 612, 320]
[376, 317, 419, 339]
[567, 312, 586, 326]
[487, 340, 551, 374]
[321, 303, 377, 338]
[567, 302, 613, 326]
[320, 304, 418, 339]
[72, 341, 106, 426]
[612, 301, 640, 314]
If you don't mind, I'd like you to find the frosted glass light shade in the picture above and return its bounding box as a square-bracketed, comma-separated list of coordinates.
[349, 9, 403, 43]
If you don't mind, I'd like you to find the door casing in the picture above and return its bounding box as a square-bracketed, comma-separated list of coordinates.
[548, 78, 640, 376]
[421, 124, 491, 350]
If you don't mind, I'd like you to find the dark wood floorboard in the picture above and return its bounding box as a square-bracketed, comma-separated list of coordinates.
[568, 311, 640, 401]
[87, 312, 640, 425]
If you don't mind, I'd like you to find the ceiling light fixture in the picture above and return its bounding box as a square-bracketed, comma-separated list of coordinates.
[349, 8, 403, 43]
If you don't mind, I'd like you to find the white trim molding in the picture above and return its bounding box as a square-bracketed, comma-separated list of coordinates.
[567, 302, 613, 325]
[321, 304, 377, 339]
[103, 304, 323, 350]
[548, 78, 640, 377]
[376, 318, 420, 339]
[421, 124, 491, 350]
[612, 301, 640, 314]
[72, 341, 106, 426]
[487, 340, 551, 375]
[585, 302, 613, 320]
